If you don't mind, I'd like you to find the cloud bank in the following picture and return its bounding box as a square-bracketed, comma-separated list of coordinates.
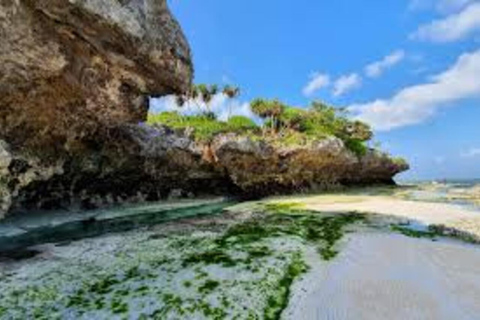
[365, 50, 406, 78]
[333, 73, 362, 97]
[349, 49, 480, 131]
[412, 3, 480, 42]
[302, 73, 330, 96]
[409, 0, 475, 13]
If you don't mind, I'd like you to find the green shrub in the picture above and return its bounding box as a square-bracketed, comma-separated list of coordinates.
[148, 86, 380, 152]
[147, 111, 183, 127]
[392, 157, 408, 167]
[148, 112, 228, 142]
[345, 139, 368, 157]
[227, 116, 258, 132]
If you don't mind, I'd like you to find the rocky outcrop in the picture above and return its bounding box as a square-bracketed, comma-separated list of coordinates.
[0, 0, 192, 152]
[0, 0, 408, 219]
[0, 0, 193, 217]
[211, 135, 407, 196]
[0, 126, 408, 218]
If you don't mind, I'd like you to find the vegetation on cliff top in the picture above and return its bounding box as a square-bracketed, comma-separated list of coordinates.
[147, 84, 377, 156]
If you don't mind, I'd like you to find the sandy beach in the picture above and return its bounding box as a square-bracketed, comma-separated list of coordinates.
[285, 232, 480, 320]
[273, 191, 480, 320]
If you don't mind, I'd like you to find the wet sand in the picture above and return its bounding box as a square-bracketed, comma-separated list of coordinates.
[285, 232, 480, 320]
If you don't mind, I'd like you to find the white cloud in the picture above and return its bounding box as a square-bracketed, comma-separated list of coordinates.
[411, 3, 480, 42]
[437, 0, 476, 13]
[150, 93, 254, 121]
[333, 73, 362, 97]
[365, 50, 406, 78]
[409, 0, 474, 13]
[461, 148, 480, 158]
[349, 49, 480, 131]
[303, 73, 330, 96]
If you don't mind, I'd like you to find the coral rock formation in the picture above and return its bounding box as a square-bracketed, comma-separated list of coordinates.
[0, 0, 192, 151]
[0, 0, 408, 219]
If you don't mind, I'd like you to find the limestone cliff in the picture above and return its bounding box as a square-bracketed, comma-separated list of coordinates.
[0, 0, 408, 219]
[0, 0, 193, 217]
[0, 0, 192, 152]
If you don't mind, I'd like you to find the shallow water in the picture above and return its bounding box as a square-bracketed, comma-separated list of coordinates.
[0, 198, 234, 252]
[398, 181, 480, 211]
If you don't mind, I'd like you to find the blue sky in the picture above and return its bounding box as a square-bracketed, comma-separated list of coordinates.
[156, 0, 480, 180]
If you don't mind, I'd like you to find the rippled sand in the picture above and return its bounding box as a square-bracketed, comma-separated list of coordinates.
[285, 232, 480, 320]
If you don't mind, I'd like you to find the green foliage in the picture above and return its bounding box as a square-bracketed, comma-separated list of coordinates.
[148, 112, 227, 142]
[392, 157, 408, 167]
[149, 84, 379, 155]
[279, 107, 308, 130]
[227, 116, 258, 132]
[148, 112, 259, 142]
[344, 139, 368, 157]
[222, 85, 240, 99]
[344, 121, 373, 141]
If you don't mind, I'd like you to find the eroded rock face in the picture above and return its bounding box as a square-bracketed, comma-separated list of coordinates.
[0, 0, 192, 151]
[0, 126, 408, 217]
[0, 0, 194, 216]
[212, 135, 408, 196]
[0, 0, 408, 218]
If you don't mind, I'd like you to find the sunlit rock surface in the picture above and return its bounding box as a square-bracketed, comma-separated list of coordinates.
[0, 0, 407, 218]
[0, 0, 195, 216]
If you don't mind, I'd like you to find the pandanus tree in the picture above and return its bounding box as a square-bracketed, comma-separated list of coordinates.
[343, 120, 373, 141]
[222, 85, 240, 118]
[250, 98, 286, 133]
[175, 84, 240, 118]
[279, 107, 308, 131]
[222, 85, 240, 99]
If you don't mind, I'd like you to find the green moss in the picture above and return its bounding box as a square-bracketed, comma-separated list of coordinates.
[88, 275, 120, 294]
[162, 293, 183, 308]
[264, 252, 308, 320]
[391, 224, 436, 239]
[66, 289, 90, 308]
[198, 279, 220, 294]
[125, 266, 141, 279]
[195, 300, 228, 319]
[246, 245, 273, 261]
[219, 206, 364, 261]
[110, 298, 128, 314]
[264, 202, 304, 212]
[428, 225, 479, 244]
[183, 249, 237, 267]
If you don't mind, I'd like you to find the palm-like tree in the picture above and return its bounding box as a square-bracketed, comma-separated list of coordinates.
[223, 85, 240, 99]
[250, 98, 285, 133]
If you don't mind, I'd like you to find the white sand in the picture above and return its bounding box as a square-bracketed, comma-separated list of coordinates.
[285, 232, 480, 320]
[299, 195, 479, 225]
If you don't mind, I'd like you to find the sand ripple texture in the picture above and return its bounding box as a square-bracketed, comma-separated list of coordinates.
[285, 233, 480, 320]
